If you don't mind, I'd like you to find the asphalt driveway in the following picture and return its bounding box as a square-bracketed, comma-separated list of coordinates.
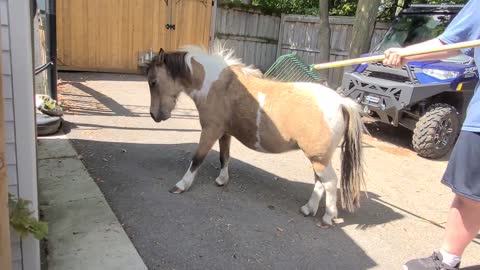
[57, 72, 480, 270]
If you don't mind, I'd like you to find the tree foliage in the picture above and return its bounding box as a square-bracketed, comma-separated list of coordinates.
[221, 0, 468, 20]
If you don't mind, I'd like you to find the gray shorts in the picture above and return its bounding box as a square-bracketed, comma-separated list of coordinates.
[441, 131, 480, 202]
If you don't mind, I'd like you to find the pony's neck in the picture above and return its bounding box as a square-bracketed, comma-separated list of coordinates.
[183, 52, 229, 102]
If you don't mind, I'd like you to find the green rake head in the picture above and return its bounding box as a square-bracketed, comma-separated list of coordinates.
[263, 53, 321, 83]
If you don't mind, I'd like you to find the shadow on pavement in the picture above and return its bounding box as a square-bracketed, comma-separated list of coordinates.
[364, 120, 452, 161]
[65, 138, 406, 270]
[364, 121, 413, 150]
[60, 71, 146, 82]
[62, 120, 201, 133]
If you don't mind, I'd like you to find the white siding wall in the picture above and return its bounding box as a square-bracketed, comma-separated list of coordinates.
[1, 0, 22, 268]
[1, 0, 40, 269]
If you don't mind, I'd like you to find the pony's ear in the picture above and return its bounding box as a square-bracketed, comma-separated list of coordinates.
[156, 48, 166, 65]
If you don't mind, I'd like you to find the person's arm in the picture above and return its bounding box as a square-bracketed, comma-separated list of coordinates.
[383, 38, 462, 67]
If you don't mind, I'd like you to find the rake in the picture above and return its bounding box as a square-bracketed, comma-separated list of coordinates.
[311, 39, 480, 70]
[263, 53, 321, 83]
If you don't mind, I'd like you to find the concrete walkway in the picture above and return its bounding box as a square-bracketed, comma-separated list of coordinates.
[37, 134, 147, 270]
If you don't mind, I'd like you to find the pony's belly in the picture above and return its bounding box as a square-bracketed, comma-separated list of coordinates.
[255, 132, 299, 153]
[228, 130, 262, 151]
[230, 129, 298, 154]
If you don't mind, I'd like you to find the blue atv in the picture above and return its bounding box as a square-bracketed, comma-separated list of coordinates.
[340, 3, 479, 159]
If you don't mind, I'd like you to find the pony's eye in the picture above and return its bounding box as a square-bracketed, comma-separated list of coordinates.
[149, 80, 158, 88]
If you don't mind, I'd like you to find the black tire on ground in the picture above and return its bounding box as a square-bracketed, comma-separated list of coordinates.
[412, 103, 460, 159]
[37, 113, 62, 136]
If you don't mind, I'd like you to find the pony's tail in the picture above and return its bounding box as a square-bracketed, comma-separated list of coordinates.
[339, 98, 367, 212]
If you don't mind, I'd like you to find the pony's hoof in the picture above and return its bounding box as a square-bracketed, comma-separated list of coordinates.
[215, 176, 229, 186]
[300, 205, 311, 216]
[316, 221, 333, 229]
[169, 186, 184, 194]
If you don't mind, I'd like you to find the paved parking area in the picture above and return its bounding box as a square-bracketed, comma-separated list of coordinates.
[57, 72, 480, 270]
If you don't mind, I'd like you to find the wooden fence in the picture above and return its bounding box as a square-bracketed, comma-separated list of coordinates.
[214, 7, 281, 71]
[57, 0, 212, 72]
[214, 6, 391, 87]
[278, 15, 390, 87]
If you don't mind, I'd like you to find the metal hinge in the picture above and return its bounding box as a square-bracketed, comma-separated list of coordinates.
[165, 24, 176, 30]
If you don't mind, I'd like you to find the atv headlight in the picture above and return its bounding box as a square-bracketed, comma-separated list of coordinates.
[422, 68, 459, 80]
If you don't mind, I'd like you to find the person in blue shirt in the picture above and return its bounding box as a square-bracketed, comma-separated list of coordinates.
[383, 1, 480, 269]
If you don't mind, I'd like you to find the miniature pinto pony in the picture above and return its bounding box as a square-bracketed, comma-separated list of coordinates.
[146, 45, 366, 226]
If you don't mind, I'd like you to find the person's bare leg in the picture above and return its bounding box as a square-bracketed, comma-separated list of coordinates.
[403, 194, 480, 270]
[441, 194, 480, 256]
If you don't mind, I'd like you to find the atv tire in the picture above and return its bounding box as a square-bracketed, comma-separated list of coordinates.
[413, 103, 460, 159]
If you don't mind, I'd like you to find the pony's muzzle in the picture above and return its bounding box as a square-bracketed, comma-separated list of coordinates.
[150, 112, 162, 123]
[150, 111, 170, 122]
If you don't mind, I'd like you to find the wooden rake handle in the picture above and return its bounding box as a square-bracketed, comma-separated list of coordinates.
[312, 39, 480, 70]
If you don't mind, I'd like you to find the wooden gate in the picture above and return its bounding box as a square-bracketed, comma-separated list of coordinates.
[56, 0, 213, 73]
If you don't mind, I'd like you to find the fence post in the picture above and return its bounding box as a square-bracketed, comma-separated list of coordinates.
[276, 14, 286, 58]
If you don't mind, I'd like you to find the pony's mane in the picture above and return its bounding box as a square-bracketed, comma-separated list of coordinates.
[178, 43, 263, 77]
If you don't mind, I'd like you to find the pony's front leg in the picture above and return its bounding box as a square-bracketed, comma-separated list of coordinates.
[169, 128, 223, 194]
[215, 134, 231, 186]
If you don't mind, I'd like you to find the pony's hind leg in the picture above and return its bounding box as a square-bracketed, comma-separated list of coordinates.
[300, 174, 326, 217]
[215, 134, 231, 186]
[300, 162, 338, 227]
[319, 164, 339, 227]
[170, 128, 223, 194]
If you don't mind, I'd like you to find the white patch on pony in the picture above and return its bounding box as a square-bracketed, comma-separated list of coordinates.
[180, 46, 228, 101]
[255, 92, 268, 152]
[175, 162, 198, 191]
[215, 166, 229, 186]
[293, 82, 347, 144]
[178, 44, 263, 102]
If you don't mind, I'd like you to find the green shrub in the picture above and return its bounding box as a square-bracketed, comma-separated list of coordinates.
[8, 193, 48, 240]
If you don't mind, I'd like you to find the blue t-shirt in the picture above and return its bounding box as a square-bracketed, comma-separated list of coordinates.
[438, 0, 480, 132]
